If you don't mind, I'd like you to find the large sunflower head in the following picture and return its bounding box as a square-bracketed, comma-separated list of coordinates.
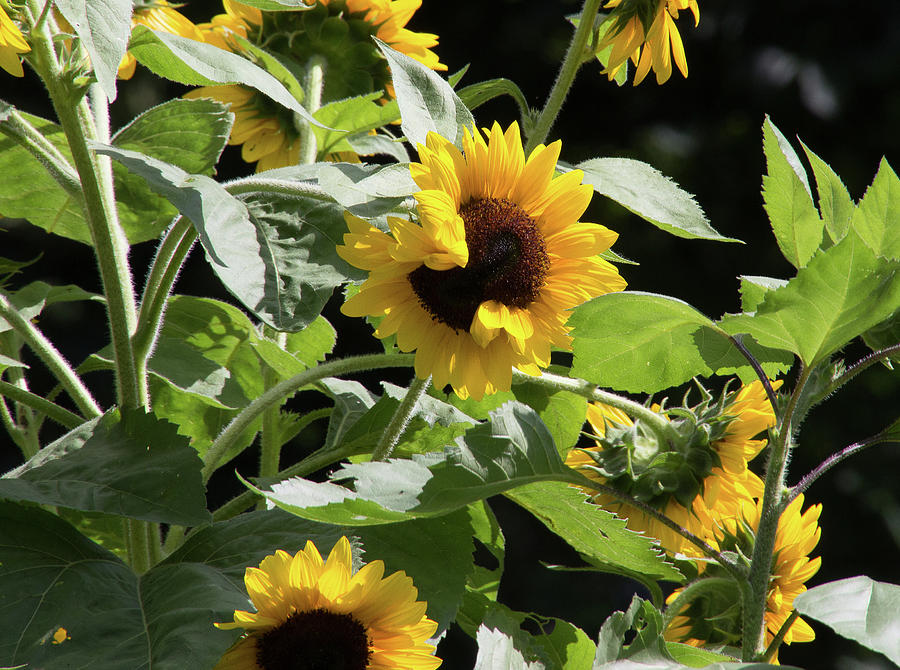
[664, 494, 822, 660]
[0, 4, 30, 77]
[188, 0, 444, 170]
[215, 536, 441, 670]
[118, 0, 204, 80]
[566, 380, 776, 555]
[337, 121, 626, 400]
[598, 0, 699, 85]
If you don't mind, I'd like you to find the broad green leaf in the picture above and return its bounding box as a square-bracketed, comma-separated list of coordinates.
[259, 402, 573, 525]
[575, 159, 734, 242]
[0, 501, 247, 670]
[665, 643, 735, 667]
[312, 93, 400, 157]
[793, 575, 900, 665]
[739, 275, 788, 313]
[850, 158, 900, 260]
[861, 312, 900, 364]
[800, 140, 855, 245]
[761, 117, 823, 268]
[0, 281, 98, 333]
[317, 162, 416, 217]
[319, 377, 377, 449]
[594, 596, 669, 664]
[252, 315, 336, 378]
[511, 380, 587, 455]
[347, 130, 410, 162]
[129, 27, 321, 126]
[374, 38, 475, 149]
[506, 482, 681, 582]
[467, 501, 505, 600]
[475, 622, 545, 670]
[719, 232, 900, 365]
[0, 352, 25, 372]
[111, 97, 233, 243]
[0, 409, 209, 526]
[458, 78, 530, 115]
[231, 33, 306, 104]
[54, 0, 131, 101]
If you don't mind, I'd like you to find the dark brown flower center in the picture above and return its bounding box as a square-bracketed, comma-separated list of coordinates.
[256, 609, 371, 670]
[408, 197, 549, 332]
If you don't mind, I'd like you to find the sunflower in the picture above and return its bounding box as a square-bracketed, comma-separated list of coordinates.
[215, 536, 441, 670]
[566, 380, 776, 556]
[187, 0, 445, 170]
[665, 494, 822, 660]
[0, 5, 29, 77]
[598, 0, 699, 85]
[337, 121, 626, 400]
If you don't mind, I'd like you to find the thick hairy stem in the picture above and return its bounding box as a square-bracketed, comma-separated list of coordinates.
[0, 380, 84, 430]
[371, 375, 431, 461]
[0, 103, 81, 195]
[298, 55, 326, 164]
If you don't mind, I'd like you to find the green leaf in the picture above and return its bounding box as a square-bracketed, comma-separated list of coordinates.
[347, 130, 410, 162]
[374, 38, 475, 149]
[665, 643, 735, 667]
[719, 232, 900, 365]
[738, 276, 788, 313]
[312, 93, 400, 157]
[258, 402, 573, 525]
[457, 78, 530, 115]
[252, 315, 336, 378]
[511, 380, 587, 455]
[0, 409, 209, 526]
[54, 0, 131, 101]
[475, 617, 545, 670]
[800, 140, 855, 245]
[0, 280, 99, 333]
[793, 575, 900, 665]
[319, 377, 377, 449]
[128, 27, 321, 126]
[467, 501, 505, 600]
[317, 162, 416, 217]
[850, 158, 900, 260]
[761, 117, 824, 268]
[594, 596, 669, 664]
[0, 502, 246, 670]
[575, 159, 735, 242]
[111, 97, 234, 244]
[506, 483, 681, 582]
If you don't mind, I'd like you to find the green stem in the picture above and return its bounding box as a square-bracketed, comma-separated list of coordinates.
[523, 0, 602, 155]
[0, 293, 101, 418]
[822, 342, 900, 397]
[512, 368, 678, 447]
[742, 364, 812, 659]
[27, 1, 143, 410]
[0, 393, 33, 457]
[127, 518, 152, 574]
[760, 609, 800, 663]
[258, 329, 289, 488]
[225, 177, 331, 199]
[201, 353, 415, 481]
[730, 335, 779, 411]
[0, 379, 84, 430]
[298, 55, 326, 164]
[0, 103, 81, 195]
[371, 375, 431, 461]
[134, 217, 196, 363]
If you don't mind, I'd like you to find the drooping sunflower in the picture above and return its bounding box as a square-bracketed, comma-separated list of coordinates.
[598, 0, 699, 85]
[215, 536, 442, 670]
[337, 121, 626, 401]
[0, 5, 29, 77]
[566, 380, 776, 556]
[665, 494, 822, 660]
[187, 0, 445, 170]
[118, 1, 204, 79]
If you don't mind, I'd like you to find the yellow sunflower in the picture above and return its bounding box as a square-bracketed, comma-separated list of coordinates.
[0, 5, 29, 77]
[337, 121, 626, 400]
[566, 380, 776, 556]
[598, 0, 699, 85]
[215, 536, 441, 670]
[188, 0, 444, 170]
[665, 494, 822, 660]
[118, 1, 203, 80]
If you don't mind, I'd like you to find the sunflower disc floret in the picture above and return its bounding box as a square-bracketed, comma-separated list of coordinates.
[337, 121, 626, 400]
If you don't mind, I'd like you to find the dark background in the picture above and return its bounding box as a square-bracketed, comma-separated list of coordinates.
[3, 1, 900, 668]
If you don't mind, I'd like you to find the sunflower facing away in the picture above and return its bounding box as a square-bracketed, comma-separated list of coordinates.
[665, 493, 822, 660]
[598, 0, 699, 85]
[0, 5, 29, 77]
[215, 536, 441, 670]
[337, 121, 626, 400]
[187, 0, 445, 170]
[118, 1, 203, 79]
[566, 380, 776, 556]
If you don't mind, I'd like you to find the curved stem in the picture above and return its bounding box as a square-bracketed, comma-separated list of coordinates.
[742, 364, 813, 659]
[512, 368, 678, 447]
[0, 380, 84, 430]
[0, 293, 101, 419]
[760, 609, 799, 663]
[258, 329, 289, 487]
[523, 0, 602, 155]
[201, 353, 415, 481]
[371, 375, 431, 461]
[0, 103, 81, 195]
[224, 177, 332, 199]
[730, 334, 779, 412]
[823, 342, 900, 397]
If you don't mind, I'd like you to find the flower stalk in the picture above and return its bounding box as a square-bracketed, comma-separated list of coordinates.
[371, 374, 431, 461]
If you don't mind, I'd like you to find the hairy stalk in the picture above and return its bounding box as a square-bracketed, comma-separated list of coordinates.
[0, 380, 84, 430]
[27, 0, 144, 410]
[134, 216, 196, 363]
[258, 329, 289, 489]
[224, 176, 331, 199]
[761, 609, 800, 663]
[0, 293, 101, 418]
[298, 55, 326, 163]
[730, 334, 779, 411]
[201, 353, 415, 481]
[371, 375, 431, 461]
[512, 368, 679, 448]
[523, 0, 602, 154]
[823, 342, 900, 397]
[0, 103, 81, 195]
[742, 364, 813, 660]
[0, 393, 34, 457]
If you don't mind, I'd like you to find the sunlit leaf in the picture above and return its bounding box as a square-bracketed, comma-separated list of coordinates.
[850, 157, 900, 260]
[800, 140, 854, 245]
